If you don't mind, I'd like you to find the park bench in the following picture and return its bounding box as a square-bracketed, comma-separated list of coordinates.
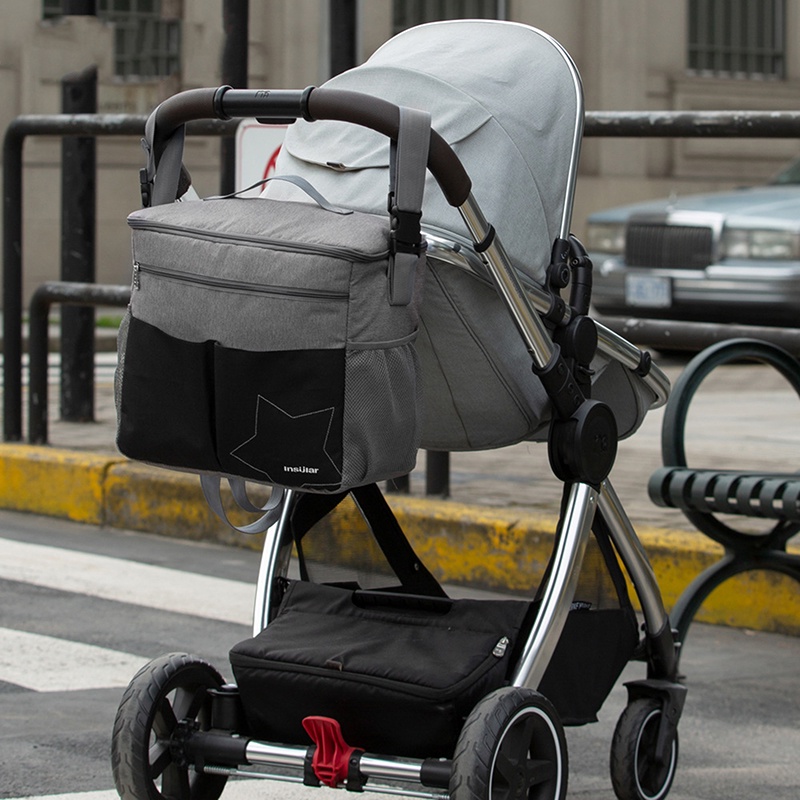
[647, 338, 800, 644]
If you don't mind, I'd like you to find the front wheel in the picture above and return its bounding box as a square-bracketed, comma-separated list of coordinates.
[111, 652, 229, 800]
[610, 697, 678, 800]
[450, 686, 568, 800]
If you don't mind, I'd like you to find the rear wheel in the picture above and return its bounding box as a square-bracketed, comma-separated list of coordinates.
[610, 697, 678, 800]
[111, 652, 228, 800]
[450, 686, 568, 800]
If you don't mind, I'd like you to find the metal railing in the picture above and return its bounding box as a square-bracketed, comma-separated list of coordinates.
[4, 108, 800, 495]
[2, 113, 237, 443]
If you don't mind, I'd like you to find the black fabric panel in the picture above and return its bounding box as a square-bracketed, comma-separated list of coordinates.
[117, 316, 219, 471]
[230, 580, 531, 757]
[214, 345, 345, 489]
[231, 664, 463, 757]
[538, 607, 639, 725]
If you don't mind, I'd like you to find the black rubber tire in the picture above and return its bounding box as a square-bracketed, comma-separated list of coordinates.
[610, 697, 678, 800]
[450, 686, 568, 800]
[111, 652, 228, 800]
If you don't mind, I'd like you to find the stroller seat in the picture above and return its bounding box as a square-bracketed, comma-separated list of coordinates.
[265, 20, 660, 451]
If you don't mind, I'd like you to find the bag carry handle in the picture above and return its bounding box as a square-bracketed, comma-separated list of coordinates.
[140, 85, 470, 208]
[387, 106, 430, 306]
[200, 474, 286, 534]
[204, 174, 354, 215]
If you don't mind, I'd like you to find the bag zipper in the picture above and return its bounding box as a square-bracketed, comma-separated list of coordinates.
[128, 217, 390, 263]
[229, 649, 504, 702]
[132, 261, 348, 301]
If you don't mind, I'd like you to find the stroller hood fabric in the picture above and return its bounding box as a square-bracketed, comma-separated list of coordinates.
[267, 20, 582, 285]
[265, 21, 655, 450]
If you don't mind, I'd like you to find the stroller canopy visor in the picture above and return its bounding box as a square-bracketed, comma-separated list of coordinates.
[273, 20, 584, 287]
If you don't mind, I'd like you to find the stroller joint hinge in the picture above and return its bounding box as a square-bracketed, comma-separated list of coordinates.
[548, 398, 618, 486]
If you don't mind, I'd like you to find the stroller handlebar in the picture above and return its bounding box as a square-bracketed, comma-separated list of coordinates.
[147, 85, 473, 207]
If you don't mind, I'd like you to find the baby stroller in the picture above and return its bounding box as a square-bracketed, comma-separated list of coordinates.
[111, 20, 684, 800]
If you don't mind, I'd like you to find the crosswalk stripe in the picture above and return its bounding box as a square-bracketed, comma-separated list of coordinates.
[0, 628, 146, 692]
[4, 781, 385, 800]
[0, 536, 255, 625]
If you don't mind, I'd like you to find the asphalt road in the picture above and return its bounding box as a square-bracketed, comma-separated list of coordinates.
[1, 509, 799, 800]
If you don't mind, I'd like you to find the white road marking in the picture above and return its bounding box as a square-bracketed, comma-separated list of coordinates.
[0, 537, 254, 624]
[0, 628, 146, 692]
[4, 781, 391, 800]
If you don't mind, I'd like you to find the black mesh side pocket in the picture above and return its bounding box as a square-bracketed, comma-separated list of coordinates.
[213, 344, 346, 490]
[117, 316, 219, 471]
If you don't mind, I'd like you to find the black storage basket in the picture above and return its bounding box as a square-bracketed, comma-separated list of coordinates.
[230, 580, 532, 758]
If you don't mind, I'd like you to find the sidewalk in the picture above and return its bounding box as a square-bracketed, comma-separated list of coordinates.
[1, 348, 799, 634]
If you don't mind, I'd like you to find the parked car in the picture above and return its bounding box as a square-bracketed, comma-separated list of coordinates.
[587, 158, 800, 327]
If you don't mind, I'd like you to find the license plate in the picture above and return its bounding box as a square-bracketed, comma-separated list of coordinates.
[625, 274, 672, 308]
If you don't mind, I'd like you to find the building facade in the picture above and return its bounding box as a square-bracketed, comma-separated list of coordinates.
[1, 0, 799, 301]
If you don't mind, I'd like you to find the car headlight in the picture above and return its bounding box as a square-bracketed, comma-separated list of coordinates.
[585, 221, 625, 254]
[722, 228, 800, 260]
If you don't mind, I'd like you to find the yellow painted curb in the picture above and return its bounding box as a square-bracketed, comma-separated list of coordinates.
[0, 444, 123, 525]
[0, 444, 798, 634]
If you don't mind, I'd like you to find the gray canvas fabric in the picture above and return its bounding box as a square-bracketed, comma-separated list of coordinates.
[264, 20, 583, 285]
[117, 194, 426, 492]
[263, 20, 655, 449]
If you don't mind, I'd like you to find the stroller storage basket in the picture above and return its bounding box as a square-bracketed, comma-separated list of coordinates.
[230, 581, 532, 758]
[230, 578, 639, 757]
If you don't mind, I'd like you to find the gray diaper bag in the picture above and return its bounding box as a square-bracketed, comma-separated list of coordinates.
[115, 108, 431, 501]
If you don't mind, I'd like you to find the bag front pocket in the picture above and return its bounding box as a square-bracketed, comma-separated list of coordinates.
[117, 315, 220, 472]
[213, 344, 346, 489]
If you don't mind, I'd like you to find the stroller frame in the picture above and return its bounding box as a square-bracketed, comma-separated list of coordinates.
[113, 41, 684, 800]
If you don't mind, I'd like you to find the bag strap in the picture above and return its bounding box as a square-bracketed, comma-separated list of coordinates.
[200, 474, 286, 534]
[141, 113, 191, 207]
[350, 484, 446, 597]
[388, 107, 431, 306]
[288, 485, 446, 597]
[204, 174, 354, 215]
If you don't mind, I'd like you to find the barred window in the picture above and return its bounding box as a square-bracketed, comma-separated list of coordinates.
[42, 0, 181, 81]
[688, 0, 785, 79]
[393, 0, 505, 35]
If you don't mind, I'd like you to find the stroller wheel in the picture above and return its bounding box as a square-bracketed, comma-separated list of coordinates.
[450, 686, 568, 800]
[111, 652, 228, 800]
[610, 697, 678, 800]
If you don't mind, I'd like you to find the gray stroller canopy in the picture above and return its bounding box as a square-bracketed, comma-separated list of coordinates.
[268, 20, 584, 288]
[266, 20, 655, 451]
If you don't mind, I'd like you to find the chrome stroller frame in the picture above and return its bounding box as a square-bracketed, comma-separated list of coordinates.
[112, 29, 685, 800]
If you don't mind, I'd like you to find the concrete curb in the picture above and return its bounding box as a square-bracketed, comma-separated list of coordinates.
[1, 443, 798, 635]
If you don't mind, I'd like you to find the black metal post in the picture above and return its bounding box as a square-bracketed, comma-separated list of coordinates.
[3, 114, 236, 443]
[330, 0, 357, 76]
[29, 281, 130, 444]
[2, 124, 24, 441]
[60, 65, 98, 422]
[425, 451, 451, 498]
[220, 0, 249, 195]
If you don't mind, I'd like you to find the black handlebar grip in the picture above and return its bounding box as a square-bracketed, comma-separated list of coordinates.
[151, 87, 220, 134]
[148, 85, 472, 208]
[306, 87, 472, 207]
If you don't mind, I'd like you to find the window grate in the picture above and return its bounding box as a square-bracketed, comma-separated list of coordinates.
[688, 0, 785, 79]
[393, 0, 503, 35]
[42, 0, 180, 81]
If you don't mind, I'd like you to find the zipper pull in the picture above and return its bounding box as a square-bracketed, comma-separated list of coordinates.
[493, 636, 509, 658]
[132, 262, 141, 290]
